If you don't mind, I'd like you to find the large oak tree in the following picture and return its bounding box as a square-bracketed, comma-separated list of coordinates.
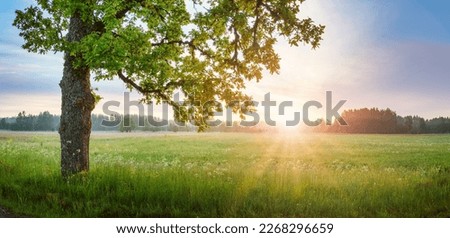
[14, 0, 324, 178]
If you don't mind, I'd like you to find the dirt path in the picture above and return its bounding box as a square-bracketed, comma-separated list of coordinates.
[0, 205, 14, 218]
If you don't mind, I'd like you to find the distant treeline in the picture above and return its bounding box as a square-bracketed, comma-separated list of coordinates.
[0, 111, 169, 132]
[1, 109, 449, 134]
[0, 111, 59, 131]
[314, 108, 450, 134]
[0, 111, 264, 133]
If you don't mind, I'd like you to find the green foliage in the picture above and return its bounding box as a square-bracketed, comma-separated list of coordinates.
[13, 0, 325, 130]
[13, 1, 69, 53]
[0, 133, 449, 217]
[91, 88, 103, 105]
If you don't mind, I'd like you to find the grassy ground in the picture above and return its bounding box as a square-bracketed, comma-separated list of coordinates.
[0, 131, 449, 217]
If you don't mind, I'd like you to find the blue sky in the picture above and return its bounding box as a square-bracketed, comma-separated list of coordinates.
[0, 0, 449, 120]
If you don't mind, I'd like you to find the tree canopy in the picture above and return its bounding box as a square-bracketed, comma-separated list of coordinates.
[13, 0, 325, 130]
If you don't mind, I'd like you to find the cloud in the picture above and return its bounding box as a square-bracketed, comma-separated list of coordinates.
[347, 41, 450, 118]
[0, 93, 61, 116]
[244, 0, 387, 103]
[0, 43, 63, 95]
[242, 0, 450, 119]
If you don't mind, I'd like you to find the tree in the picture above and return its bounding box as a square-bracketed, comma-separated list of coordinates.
[317, 108, 400, 134]
[14, 111, 35, 131]
[14, 0, 324, 178]
[36, 111, 54, 131]
[0, 118, 7, 130]
[119, 114, 137, 132]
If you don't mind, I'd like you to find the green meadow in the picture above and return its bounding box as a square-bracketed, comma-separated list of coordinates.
[0, 132, 448, 217]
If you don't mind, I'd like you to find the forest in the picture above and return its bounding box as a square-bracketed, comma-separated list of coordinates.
[1, 108, 449, 134]
[314, 108, 450, 134]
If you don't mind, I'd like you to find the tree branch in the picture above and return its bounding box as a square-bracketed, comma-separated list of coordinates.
[252, 0, 262, 48]
[151, 39, 212, 58]
[260, 2, 279, 21]
[117, 70, 181, 109]
[93, 0, 144, 33]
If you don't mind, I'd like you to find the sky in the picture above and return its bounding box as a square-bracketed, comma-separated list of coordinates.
[0, 0, 449, 121]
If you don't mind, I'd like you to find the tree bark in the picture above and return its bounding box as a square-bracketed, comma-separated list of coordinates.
[59, 14, 95, 178]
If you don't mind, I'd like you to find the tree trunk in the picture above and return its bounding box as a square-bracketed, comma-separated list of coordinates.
[59, 14, 95, 178]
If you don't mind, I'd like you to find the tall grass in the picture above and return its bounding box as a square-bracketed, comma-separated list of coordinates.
[0, 132, 448, 217]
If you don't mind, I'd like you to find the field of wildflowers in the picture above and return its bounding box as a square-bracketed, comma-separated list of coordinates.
[0, 132, 448, 217]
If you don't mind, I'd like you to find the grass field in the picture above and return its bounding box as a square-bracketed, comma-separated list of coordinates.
[0, 131, 449, 217]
